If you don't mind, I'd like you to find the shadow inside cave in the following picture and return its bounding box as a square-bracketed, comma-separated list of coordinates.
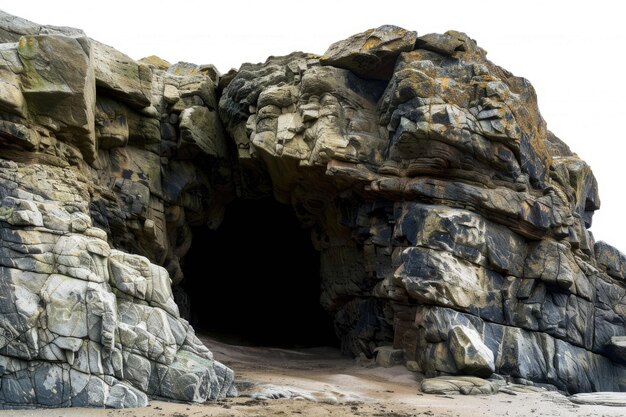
[180, 197, 338, 348]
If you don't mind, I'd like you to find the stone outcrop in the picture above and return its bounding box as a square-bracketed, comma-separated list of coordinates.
[0, 11, 234, 409]
[1, 11, 626, 409]
[218, 27, 626, 394]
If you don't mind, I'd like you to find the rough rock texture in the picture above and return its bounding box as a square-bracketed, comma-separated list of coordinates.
[0, 11, 234, 409]
[420, 375, 499, 395]
[1, 11, 626, 409]
[569, 392, 626, 406]
[218, 27, 626, 394]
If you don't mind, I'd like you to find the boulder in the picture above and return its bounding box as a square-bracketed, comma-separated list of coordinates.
[374, 345, 405, 367]
[448, 326, 495, 377]
[421, 376, 499, 395]
[321, 25, 417, 80]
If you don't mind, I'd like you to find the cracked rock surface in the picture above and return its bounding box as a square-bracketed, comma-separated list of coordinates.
[0, 11, 234, 409]
[0, 11, 625, 409]
[219, 26, 626, 394]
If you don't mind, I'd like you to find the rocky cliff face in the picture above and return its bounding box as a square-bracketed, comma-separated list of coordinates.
[0, 12, 234, 408]
[219, 27, 626, 394]
[0, 12, 625, 409]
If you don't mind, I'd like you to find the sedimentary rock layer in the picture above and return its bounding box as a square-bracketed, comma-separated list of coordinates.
[0, 11, 234, 408]
[0, 12, 625, 409]
[218, 26, 626, 393]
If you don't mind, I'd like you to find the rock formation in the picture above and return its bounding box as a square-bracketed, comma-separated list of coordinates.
[219, 26, 626, 394]
[0, 12, 625, 409]
[0, 12, 234, 408]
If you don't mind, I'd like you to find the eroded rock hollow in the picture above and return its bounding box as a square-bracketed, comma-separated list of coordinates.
[1, 12, 625, 409]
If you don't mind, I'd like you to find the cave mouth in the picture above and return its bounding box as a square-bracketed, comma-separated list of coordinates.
[180, 197, 338, 348]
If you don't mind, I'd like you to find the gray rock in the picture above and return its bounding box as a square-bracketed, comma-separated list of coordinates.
[179, 105, 228, 158]
[421, 376, 499, 395]
[569, 392, 626, 406]
[18, 34, 97, 162]
[448, 326, 495, 377]
[414, 32, 468, 56]
[105, 382, 148, 408]
[374, 345, 405, 367]
[0, 153, 234, 409]
[158, 350, 214, 402]
[321, 25, 417, 80]
[92, 40, 152, 109]
[1, 9, 626, 410]
[69, 371, 108, 407]
[595, 241, 626, 280]
[0, 10, 85, 43]
[606, 336, 626, 364]
[216, 24, 626, 392]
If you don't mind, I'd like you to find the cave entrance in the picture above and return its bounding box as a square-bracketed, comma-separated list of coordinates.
[181, 197, 338, 348]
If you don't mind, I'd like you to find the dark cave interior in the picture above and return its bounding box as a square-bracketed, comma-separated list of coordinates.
[181, 197, 338, 348]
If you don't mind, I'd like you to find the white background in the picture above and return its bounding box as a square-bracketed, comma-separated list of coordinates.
[3, 0, 625, 252]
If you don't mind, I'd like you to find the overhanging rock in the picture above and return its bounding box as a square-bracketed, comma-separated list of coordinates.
[1, 11, 626, 409]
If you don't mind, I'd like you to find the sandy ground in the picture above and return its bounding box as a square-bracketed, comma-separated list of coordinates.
[2, 335, 625, 417]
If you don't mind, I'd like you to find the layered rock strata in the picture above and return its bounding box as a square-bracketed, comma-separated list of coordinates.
[0, 11, 234, 408]
[0, 12, 625, 409]
[219, 26, 626, 393]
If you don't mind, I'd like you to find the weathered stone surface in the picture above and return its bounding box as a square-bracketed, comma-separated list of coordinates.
[414, 32, 468, 56]
[321, 25, 417, 80]
[0, 160, 235, 408]
[218, 18, 626, 396]
[595, 241, 626, 280]
[11, 34, 96, 163]
[139, 55, 171, 71]
[1, 9, 626, 409]
[179, 105, 228, 158]
[374, 345, 404, 367]
[92, 40, 152, 109]
[421, 376, 499, 395]
[448, 326, 495, 377]
[0, 10, 85, 43]
[606, 336, 626, 365]
[570, 392, 626, 407]
[0, 12, 235, 409]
